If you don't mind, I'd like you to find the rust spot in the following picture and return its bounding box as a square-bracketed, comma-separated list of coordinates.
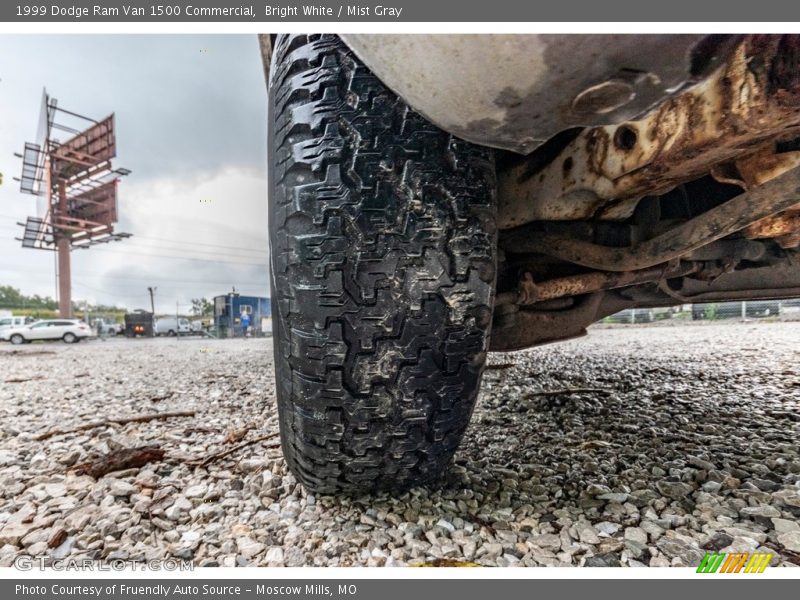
[737, 149, 800, 187]
[494, 86, 524, 109]
[497, 34, 800, 227]
[585, 129, 610, 175]
[777, 230, 800, 248]
[562, 156, 574, 176]
[744, 208, 800, 243]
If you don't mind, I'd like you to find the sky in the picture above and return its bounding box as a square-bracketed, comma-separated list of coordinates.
[0, 35, 269, 313]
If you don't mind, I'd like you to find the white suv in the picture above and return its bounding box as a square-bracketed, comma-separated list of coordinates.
[0, 316, 34, 335]
[1, 319, 93, 345]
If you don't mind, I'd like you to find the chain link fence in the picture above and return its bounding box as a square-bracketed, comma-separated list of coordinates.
[606, 298, 800, 324]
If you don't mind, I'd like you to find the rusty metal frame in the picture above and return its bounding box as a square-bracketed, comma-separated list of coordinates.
[501, 162, 800, 271]
[497, 261, 701, 307]
[17, 93, 129, 249]
[489, 250, 800, 352]
[51, 115, 116, 180]
[497, 35, 800, 228]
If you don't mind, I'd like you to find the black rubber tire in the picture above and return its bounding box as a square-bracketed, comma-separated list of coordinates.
[268, 34, 497, 494]
[63, 332, 76, 344]
[10, 334, 25, 345]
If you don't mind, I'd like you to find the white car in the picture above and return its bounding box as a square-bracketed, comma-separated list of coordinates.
[1, 319, 93, 345]
[154, 317, 190, 336]
[94, 318, 122, 336]
[0, 315, 35, 336]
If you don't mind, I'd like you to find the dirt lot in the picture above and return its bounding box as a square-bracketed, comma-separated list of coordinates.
[0, 322, 798, 567]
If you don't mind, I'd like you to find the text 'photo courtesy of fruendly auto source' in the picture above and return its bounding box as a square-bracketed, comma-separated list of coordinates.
[1, 0, 800, 597]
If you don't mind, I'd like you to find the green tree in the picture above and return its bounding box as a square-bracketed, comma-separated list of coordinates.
[0, 285, 58, 310]
[190, 297, 214, 317]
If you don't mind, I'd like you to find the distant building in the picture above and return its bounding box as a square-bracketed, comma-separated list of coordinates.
[213, 294, 271, 337]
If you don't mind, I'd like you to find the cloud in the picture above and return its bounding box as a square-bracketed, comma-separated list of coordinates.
[72, 166, 270, 312]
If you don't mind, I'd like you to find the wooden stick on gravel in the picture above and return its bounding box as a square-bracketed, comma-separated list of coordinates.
[485, 363, 516, 371]
[525, 387, 612, 398]
[72, 446, 166, 479]
[34, 410, 196, 441]
[191, 432, 280, 468]
[4, 375, 45, 384]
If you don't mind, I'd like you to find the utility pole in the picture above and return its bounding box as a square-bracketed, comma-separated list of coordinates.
[148, 286, 156, 314]
[229, 286, 239, 338]
[147, 286, 157, 337]
[55, 179, 72, 317]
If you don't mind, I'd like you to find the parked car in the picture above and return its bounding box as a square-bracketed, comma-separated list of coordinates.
[263, 34, 800, 493]
[0, 315, 35, 336]
[154, 317, 190, 336]
[93, 318, 122, 335]
[0, 319, 93, 344]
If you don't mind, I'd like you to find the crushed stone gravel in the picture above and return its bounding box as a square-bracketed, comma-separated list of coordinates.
[0, 322, 798, 567]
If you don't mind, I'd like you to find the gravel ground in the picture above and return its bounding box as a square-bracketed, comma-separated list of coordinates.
[0, 322, 798, 568]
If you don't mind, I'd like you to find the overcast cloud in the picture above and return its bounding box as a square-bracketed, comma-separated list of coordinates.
[0, 35, 269, 313]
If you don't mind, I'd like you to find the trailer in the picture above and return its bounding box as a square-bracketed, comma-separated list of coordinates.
[213, 294, 271, 337]
[124, 311, 154, 337]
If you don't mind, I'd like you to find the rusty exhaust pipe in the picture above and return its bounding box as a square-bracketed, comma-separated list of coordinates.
[496, 261, 701, 307]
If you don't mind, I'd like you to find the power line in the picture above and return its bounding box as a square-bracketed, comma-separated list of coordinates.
[0, 263, 268, 287]
[118, 240, 268, 260]
[73, 280, 137, 298]
[2, 223, 270, 263]
[1, 230, 269, 261]
[2, 219, 269, 256]
[75, 245, 269, 266]
[2, 226, 269, 257]
[129, 233, 269, 254]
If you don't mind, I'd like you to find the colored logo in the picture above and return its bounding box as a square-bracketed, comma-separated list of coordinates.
[696, 552, 773, 573]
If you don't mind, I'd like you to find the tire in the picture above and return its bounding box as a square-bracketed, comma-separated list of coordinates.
[268, 34, 497, 494]
[10, 334, 25, 345]
[63, 332, 76, 344]
[168, 330, 176, 337]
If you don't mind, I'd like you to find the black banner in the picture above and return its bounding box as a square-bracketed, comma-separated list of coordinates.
[1, 0, 800, 22]
[3, 579, 797, 600]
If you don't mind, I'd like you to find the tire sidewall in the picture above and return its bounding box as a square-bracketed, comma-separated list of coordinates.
[267, 60, 299, 477]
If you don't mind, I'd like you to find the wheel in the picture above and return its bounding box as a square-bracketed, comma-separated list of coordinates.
[10, 334, 25, 345]
[63, 332, 77, 344]
[268, 34, 497, 494]
[168, 330, 176, 337]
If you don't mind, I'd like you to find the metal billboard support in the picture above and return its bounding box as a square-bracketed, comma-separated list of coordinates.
[13, 90, 131, 318]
